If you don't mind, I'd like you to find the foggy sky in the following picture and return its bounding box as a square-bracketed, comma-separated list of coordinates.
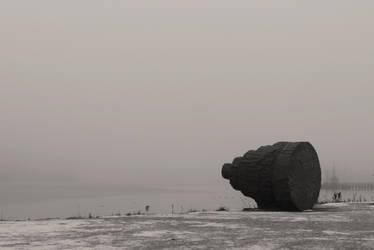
[1, 0, 374, 191]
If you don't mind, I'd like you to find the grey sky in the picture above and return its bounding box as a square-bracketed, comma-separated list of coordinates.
[1, 0, 373, 190]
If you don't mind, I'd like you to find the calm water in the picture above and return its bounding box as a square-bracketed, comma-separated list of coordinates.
[1, 184, 373, 220]
[0, 184, 250, 220]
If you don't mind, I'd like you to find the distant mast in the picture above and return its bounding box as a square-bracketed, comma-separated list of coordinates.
[324, 167, 329, 185]
[330, 163, 339, 191]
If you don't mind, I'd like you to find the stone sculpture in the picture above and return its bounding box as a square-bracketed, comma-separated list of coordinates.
[222, 142, 321, 211]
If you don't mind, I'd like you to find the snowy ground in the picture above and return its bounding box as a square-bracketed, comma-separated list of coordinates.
[1, 203, 374, 249]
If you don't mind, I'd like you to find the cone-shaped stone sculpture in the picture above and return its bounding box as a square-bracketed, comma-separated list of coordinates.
[222, 142, 321, 211]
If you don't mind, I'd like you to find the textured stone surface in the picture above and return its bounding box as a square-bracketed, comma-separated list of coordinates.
[222, 142, 321, 211]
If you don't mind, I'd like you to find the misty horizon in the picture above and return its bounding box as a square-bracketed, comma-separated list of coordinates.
[1, 1, 374, 213]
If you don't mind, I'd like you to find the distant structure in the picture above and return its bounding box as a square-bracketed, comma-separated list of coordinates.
[324, 168, 329, 185]
[322, 164, 340, 190]
[330, 165, 340, 190]
[222, 142, 321, 211]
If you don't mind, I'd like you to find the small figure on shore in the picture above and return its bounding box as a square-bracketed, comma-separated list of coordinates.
[333, 192, 342, 202]
[145, 205, 150, 214]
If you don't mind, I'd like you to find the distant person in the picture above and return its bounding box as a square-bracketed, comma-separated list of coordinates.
[145, 205, 150, 214]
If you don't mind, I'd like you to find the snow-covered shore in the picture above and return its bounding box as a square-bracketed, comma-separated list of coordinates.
[0, 203, 373, 249]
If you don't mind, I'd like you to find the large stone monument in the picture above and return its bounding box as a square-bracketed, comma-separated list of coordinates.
[222, 142, 321, 211]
